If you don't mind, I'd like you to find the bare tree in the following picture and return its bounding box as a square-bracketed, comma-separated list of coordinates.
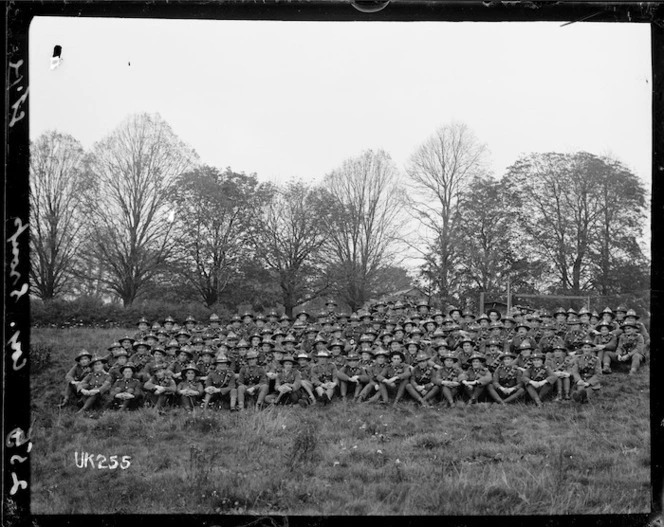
[405, 122, 488, 302]
[321, 149, 405, 311]
[250, 180, 331, 317]
[29, 131, 90, 299]
[84, 113, 198, 306]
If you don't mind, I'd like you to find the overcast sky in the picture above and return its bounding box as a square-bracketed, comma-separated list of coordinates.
[30, 17, 651, 189]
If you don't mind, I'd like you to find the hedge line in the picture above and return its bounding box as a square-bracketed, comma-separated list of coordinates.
[30, 297, 232, 329]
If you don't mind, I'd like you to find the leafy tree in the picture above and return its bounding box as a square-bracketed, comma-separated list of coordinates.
[169, 166, 272, 307]
[503, 152, 648, 294]
[249, 180, 331, 317]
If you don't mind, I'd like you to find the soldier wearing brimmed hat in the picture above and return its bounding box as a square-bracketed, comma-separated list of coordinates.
[571, 339, 601, 403]
[513, 340, 535, 371]
[196, 347, 216, 381]
[552, 307, 568, 338]
[295, 352, 317, 404]
[623, 309, 650, 348]
[459, 353, 492, 404]
[592, 321, 618, 365]
[130, 341, 152, 381]
[482, 338, 504, 373]
[509, 321, 532, 354]
[523, 352, 556, 406]
[311, 349, 338, 404]
[405, 352, 438, 407]
[564, 316, 586, 355]
[144, 366, 177, 410]
[203, 356, 237, 411]
[58, 349, 93, 408]
[237, 350, 269, 410]
[536, 323, 559, 360]
[605, 320, 646, 375]
[141, 345, 170, 379]
[545, 342, 574, 400]
[169, 346, 195, 381]
[486, 351, 525, 404]
[455, 336, 476, 371]
[177, 364, 204, 411]
[267, 354, 304, 406]
[133, 316, 151, 341]
[336, 352, 368, 401]
[434, 351, 464, 407]
[107, 362, 143, 411]
[380, 350, 411, 406]
[77, 356, 111, 414]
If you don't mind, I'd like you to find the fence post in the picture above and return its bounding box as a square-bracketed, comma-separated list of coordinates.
[479, 292, 484, 315]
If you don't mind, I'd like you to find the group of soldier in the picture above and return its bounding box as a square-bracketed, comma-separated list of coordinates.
[59, 298, 649, 414]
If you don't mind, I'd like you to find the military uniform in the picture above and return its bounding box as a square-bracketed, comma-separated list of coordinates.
[571, 353, 602, 402]
[77, 358, 111, 412]
[311, 357, 338, 403]
[107, 368, 143, 410]
[405, 356, 439, 406]
[435, 357, 464, 407]
[522, 359, 557, 405]
[336, 359, 368, 400]
[459, 357, 492, 403]
[545, 352, 574, 400]
[488, 359, 525, 404]
[60, 350, 92, 408]
[203, 363, 237, 410]
[268, 366, 303, 405]
[237, 359, 269, 409]
[606, 328, 645, 374]
[144, 372, 177, 408]
[177, 372, 204, 411]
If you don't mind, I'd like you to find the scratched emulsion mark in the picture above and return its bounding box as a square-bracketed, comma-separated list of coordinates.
[51, 45, 62, 70]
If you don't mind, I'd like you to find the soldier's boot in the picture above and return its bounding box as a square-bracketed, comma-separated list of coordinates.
[441, 386, 456, 407]
[405, 385, 425, 405]
[57, 397, 70, 408]
[237, 386, 246, 410]
[539, 383, 552, 403]
[77, 394, 100, 414]
[562, 378, 571, 400]
[469, 385, 485, 404]
[119, 400, 130, 411]
[630, 354, 642, 374]
[525, 385, 542, 406]
[423, 386, 439, 407]
[602, 358, 612, 374]
[229, 389, 237, 411]
[202, 394, 212, 410]
[503, 388, 525, 404]
[339, 382, 348, 399]
[486, 385, 505, 404]
[379, 385, 389, 404]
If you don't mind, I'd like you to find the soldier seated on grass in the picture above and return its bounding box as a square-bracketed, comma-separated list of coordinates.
[405, 352, 438, 407]
[358, 348, 389, 404]
[77, 356, 111, 414]
[58, 349, 92, 409]
[296, 352, 317, 404]
[144, 367, 177, 411]
[106, 363, 144, 411]
[203, 355, 237, 411]
[522, 352, 557, 407]
[603, 320, 646, 375]
[237, 350, 269, 410]
[336, 352, 367, 402]
[486, 351, 525, 405]
[265, 354, 304, 406]
[433, 351, 463, 408]
[177, 364, 204, 411]
[380, 350, 411, 406]
[459, 353, 492, 405]
[545, 343, 574, 401]
[311, 349, 338, 405]
[571, 339, 601, 404]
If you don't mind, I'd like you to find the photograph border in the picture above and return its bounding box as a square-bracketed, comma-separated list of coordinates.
[4, 1, 664, 525]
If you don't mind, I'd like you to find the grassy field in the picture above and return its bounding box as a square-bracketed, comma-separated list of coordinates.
[30, 328, 652, 515]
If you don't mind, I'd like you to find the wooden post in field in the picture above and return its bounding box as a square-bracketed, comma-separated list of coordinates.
[479, 292, 484, 315]
[506, 276, 511, 313]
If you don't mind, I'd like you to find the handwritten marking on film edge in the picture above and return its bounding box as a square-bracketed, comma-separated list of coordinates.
[8, 330, 26, 371]
[8, 60, 29, 128]
[8, 218, 29, 302]
[75, 452, 132, 470]
[6, 428, 31, 496]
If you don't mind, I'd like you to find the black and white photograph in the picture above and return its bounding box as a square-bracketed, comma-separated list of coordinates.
[6, 2, 659, 518]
